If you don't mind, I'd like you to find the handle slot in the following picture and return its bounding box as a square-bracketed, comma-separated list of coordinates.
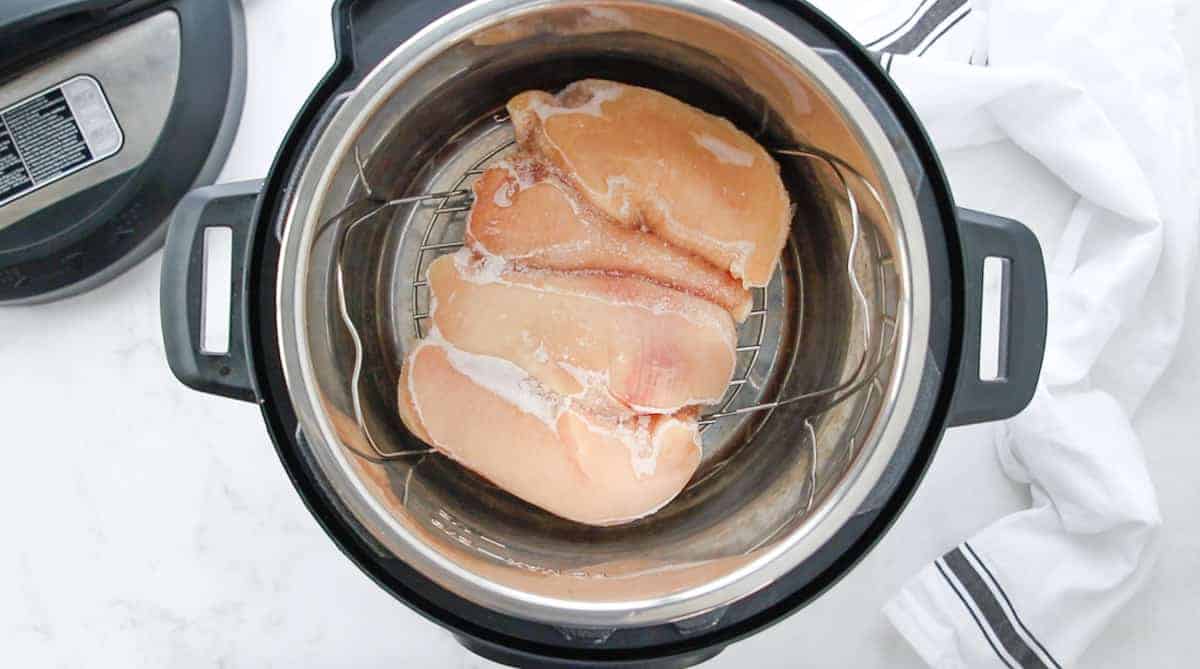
[979, 256, 1011, 382]
[200, 226, 234, 356]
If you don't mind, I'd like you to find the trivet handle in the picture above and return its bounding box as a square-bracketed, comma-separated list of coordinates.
[160, 180, 262, 402]
[949, 208, 1048, 426]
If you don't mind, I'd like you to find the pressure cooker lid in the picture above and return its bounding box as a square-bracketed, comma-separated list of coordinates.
[0, 0, 245, 305]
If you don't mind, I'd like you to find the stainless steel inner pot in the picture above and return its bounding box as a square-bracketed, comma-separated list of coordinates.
[275, 0, 930, 628]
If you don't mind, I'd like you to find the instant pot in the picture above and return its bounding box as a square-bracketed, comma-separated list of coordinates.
[160, 1, 1047, 666]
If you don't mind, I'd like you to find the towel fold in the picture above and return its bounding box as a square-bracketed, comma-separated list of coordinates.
[808, 0, 1199, 665]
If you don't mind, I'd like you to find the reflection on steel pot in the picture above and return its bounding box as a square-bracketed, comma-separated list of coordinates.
[160, 1, 1046, 667]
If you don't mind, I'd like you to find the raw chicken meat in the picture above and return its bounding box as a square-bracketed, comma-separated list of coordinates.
[394, 80, 791, 525]
[467, 158, 754, 321]
[427, 251, 736, 413]
[508, 79, 791, 288]
[398, 340, 702, 525]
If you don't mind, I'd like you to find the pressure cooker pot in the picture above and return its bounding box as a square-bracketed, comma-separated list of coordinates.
[160, 1, 1046, 666]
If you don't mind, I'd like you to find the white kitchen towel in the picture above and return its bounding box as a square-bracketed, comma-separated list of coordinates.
[807, 0, 1199, 667]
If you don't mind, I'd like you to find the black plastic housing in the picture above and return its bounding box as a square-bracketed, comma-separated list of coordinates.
[245, 1, 959, 666]
[156, 1, 1047, 667]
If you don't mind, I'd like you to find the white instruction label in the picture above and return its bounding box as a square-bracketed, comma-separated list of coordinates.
[0, 75, 123, 208]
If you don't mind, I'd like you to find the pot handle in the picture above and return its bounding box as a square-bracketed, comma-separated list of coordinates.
[160, 180, 263, 403]
[948, 208, 1048, 426]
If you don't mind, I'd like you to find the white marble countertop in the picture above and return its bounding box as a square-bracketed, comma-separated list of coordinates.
[2, 2, 1197, 666]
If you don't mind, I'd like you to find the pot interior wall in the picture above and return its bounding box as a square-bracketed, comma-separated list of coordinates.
[292, 1, 904, 616]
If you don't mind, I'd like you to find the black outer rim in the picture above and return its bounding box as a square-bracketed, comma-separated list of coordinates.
[241, 0, 966, 665]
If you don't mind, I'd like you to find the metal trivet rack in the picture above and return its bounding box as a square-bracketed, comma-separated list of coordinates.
[322, 117, 895, 466]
